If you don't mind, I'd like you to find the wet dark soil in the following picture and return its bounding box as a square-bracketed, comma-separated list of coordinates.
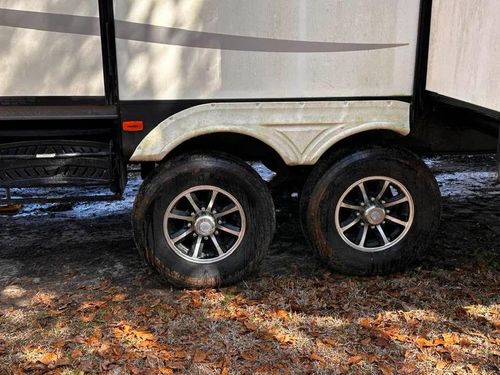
[0, 154, 499, 297]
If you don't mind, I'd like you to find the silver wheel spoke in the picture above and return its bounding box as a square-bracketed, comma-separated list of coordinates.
[359, 225, 368, 247]
[341, 216, 362, 232]
[340, 202, 363, 211]
[358, 182, 370, 204]
[207, 191, 218, 211]
[335, 176, 414, 253]
[172, 228, 194, 243]
[384, 196, 409, 208]
[386, 215, 408, 227]
[192, 235, 203, 258]
[376, 181, 390, 201]
[218, 224, 241, 237]
[164, 185, 246, 264]
[167, 213, 194, 222]
[376, 225, 389, 245]
[210, 234, 224, 256]
[186, 193, 201, 213]
[214, 205, 239, 218]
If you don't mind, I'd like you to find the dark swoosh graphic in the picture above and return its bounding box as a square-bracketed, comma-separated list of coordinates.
[0, 8, 409, 53]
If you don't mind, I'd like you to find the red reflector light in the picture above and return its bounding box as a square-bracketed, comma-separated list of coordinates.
[122, 120, 144, 132]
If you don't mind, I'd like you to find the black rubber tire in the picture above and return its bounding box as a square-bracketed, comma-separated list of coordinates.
[132, 153, 276, 289]
[299, 147, 353, 245]
[303, 147, 441, 276]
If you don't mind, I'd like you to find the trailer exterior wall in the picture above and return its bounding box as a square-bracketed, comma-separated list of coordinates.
[113, 0, 421, 101]
[0, 0, 105, 97]
[427, 0, 500, 113]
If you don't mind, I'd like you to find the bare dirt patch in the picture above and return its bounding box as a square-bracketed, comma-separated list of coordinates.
[0, 155, 499, 374]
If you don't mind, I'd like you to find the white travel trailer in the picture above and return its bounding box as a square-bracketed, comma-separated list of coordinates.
[0, 0, 498, 288]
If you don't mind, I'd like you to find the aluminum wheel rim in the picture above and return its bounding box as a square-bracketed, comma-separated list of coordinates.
[164, 185, 246, 264]
[334, 176, 414, 253]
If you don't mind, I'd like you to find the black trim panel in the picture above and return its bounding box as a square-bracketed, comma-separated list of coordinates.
[412, 0, 432, 120]
[0, 96, 107, 106]
[98, 0, 119, 105]
[427, 92, 500, 123]
[0, 105, 118, 121]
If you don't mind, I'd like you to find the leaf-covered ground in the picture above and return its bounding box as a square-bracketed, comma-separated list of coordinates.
[0, 155, 499, 374]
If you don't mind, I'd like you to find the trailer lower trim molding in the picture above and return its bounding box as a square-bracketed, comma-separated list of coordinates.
[130, 100, 410, 166]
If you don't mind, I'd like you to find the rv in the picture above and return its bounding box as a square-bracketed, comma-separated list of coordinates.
[0, 0, 498, 288]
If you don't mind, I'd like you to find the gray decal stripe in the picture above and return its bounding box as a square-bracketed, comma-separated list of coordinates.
[0, 8, 408, 53]
[0, 8, 101, 36]
[114, 21, 408, 53]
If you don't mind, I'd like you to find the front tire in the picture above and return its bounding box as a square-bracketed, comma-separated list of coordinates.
[302, 147, 441, 276]
[132, 153, 275, 288]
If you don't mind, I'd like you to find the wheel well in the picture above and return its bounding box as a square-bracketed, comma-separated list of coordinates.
[165, 130, 407, 165]
[154, 129, 407, 189]
[167, 132, 288, 170]
[315, 129, 408, 164]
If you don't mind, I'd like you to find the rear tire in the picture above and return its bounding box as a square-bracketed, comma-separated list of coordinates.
[132, 153, 275, 288]
[302, 147, 441, 276]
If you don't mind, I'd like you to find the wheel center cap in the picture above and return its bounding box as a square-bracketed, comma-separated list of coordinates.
[364, 206, 386, 225]
[194, 214, 216, 236]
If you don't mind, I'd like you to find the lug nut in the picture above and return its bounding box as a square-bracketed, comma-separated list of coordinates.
[370, 197, 375, 202]
[356, 212, 360, 216]
[187, 223, 192, 228]
[218, 220, 222, 225]
[193, 233, 197, 237]
[191, 212, 196, 217]
[215, 231, 219, 235]
[213, 210, 217, 214]
[204, 237, 208, 240]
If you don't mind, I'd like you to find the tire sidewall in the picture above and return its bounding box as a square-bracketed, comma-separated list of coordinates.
[135, 155, 275, 287]
[308, 148, 440, 275]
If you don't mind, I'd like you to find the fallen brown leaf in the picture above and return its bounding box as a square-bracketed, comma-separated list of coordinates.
[159, 368, 174, 375]
[347, 355, 364, 365]
[112, 293, 127, 302]
[71, 349, 83, 359]
[244, 321, 257, 331]
[39, 352, 58, 365]
[379, 364, 394, 375]
[274, 309, 289, 319]
[193, 350, 207, 363]
[436, 360, 447, 370]
[322, 337, 338, 347]
[415, 337, 437, 348]
[240, 351, 257, 361]
[308, 352, 325, 363]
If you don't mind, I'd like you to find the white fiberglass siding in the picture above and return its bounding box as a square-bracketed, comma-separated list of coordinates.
[114, 0, 421, 101]
[0, 0, 105, 97]
[427, 0, 500, 112]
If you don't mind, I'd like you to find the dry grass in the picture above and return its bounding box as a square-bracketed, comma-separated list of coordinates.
[0, 260, 498, 374]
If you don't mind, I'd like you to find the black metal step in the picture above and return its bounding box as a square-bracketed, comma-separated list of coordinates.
[0, 140, 114, 188]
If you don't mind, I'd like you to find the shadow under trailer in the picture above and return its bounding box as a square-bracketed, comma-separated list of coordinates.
[1, 0, 499, 288]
